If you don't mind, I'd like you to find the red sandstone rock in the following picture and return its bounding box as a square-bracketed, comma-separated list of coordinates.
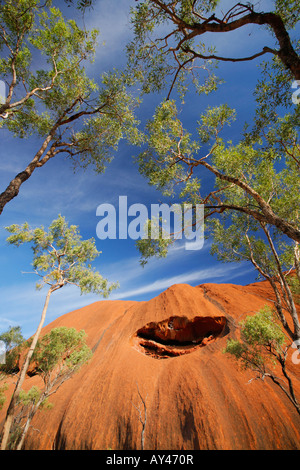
[1, 280, 300, 450]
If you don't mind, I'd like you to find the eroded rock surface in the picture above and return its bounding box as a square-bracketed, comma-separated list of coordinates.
[133, 315, 226, 358]
[1, 281, 300, 450]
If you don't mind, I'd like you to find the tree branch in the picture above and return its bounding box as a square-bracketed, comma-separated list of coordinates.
[197, 159, 300, 243]
[182, 45, 277, 63]
[148, 1, 300, 79]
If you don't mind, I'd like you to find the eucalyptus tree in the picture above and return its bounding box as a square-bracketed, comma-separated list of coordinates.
[0, 214, 117, 450]
[128, 0, 300, 99]
[128, 0, 300, 244]
[0, 0, 141, 214]
[135, 96, 300, 342]
[224, 307, 300, 416]
[13, 327, 92, 450]
[129, 1, 300, 363]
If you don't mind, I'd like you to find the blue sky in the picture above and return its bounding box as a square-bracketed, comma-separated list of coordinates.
[0, 0, 285, 338]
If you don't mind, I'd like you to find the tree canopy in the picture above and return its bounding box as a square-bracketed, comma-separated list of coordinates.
[128, 0, 300, 100]
[130, 1, 300, 358]
[6, 214, 118, 295]
[0, 0, 141, 214]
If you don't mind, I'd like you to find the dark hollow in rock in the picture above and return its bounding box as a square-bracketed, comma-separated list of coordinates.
[133, 315, 227, 359]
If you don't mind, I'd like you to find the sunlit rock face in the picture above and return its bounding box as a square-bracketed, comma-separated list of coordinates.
[2, 281, 300, 450]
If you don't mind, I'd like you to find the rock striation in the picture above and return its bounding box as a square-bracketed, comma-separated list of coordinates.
[1, 280, 300, 450]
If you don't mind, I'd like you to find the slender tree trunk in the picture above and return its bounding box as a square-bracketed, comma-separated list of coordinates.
[269, 278, 294, 338]
[269, 370, 300, 416]
[262, 224, 300, 343]
[280, 356, 300, 414]
[16, 398, 42, 450]
[0, 287, 54, 450]
[16, 418, 31, 451]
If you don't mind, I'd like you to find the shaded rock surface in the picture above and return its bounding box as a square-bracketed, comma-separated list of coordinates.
[1, 280, 300, 450]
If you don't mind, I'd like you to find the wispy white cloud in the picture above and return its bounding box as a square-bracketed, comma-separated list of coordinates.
[100, 238, 213, 287]
[0, 317, 20, 332]
[0, 248, 252, 338]
[109, 263, 252, 300]
[0, 281, 101, 337]
[83, 0, 136, 72]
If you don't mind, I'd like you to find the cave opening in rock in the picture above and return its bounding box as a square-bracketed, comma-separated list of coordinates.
[132, 315, 226, 359]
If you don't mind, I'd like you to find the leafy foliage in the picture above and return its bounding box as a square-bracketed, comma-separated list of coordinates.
[17, 386, 53, 410]
[0, 326, 24, 353]
[136, 217, 173, 266]
[64, 0, 93, 11]
[127, 1, 222, 99]
[130, 2, 300, 364]
[224, 306, 300, 416]
[224, 307, 286, 373]
[288, 276, 300, 304]
[135, 96, 300, 260]
[1, 214, 115, 450]
[0, 381, 8, 411]
[32, 326, 92, 384]
[0, 326, 26, 411]
[0, 1, 142, 213]
[9, 326, 92, 449]
[128, 0, 300, 100]
[6, 214, 118, 296]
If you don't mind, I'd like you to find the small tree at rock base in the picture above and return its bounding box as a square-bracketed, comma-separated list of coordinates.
[224, 306, 300, 416]
[0, 326, 26, 412]
[0, 214, 117, 450]
[9, 326, 92, 450]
